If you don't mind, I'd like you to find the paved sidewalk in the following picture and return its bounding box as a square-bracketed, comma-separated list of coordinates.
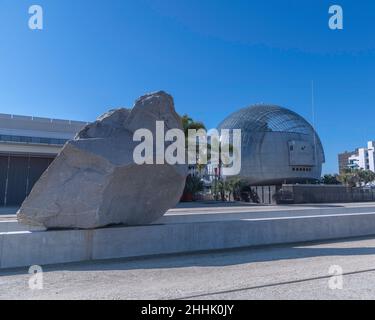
[2, 236, 375, 299]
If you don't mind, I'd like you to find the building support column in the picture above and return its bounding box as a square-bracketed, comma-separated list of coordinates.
[3, 154, 10, 207]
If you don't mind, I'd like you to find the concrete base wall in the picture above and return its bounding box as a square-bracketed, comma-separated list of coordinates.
[278, 184, 375, 204]
[2, 211, 375, 269]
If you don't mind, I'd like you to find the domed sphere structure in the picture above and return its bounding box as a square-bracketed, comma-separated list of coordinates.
[218, 104, 325, 185]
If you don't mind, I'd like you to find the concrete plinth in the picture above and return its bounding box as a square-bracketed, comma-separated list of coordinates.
[2, 204, 375, 269]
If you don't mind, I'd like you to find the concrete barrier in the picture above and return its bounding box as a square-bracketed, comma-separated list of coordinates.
[2, 211, 375, 269]
[279, 184, 375, 204]
[0, 220, 45, 233]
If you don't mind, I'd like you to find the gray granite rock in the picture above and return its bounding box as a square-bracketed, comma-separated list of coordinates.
[17, 91, 187, 229]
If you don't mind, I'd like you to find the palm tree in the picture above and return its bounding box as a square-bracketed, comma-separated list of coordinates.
[208, 135, 240, 180]
[181, 114, 206, 136]
[357, 169, 375, 186]
[180, 114, 208, 200]
[227, 178, 247, 201]
[181, 114, 241, 201]
[338, 168, 375, 187]
[338, 169, 359, 187]
[181, 114, 207, 175]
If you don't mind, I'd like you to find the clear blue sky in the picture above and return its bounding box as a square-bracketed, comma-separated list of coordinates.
[1, 0, 375, 174]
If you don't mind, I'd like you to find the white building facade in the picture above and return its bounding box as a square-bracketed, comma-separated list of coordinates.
[348, 141, 375, 172]
[0, 113, 86, 206]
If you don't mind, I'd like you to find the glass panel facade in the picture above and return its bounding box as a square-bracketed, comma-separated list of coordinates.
[0, 135, 68, 145]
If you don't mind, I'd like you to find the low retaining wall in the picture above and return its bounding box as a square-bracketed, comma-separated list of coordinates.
[278, 184, 375, 204]
[2, 211, 375, 269]
[0, 220, 45, 233]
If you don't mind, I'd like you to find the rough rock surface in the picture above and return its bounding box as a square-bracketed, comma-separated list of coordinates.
[17, 91, 187, 229]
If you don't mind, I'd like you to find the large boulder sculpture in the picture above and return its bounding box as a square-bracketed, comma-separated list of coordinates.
[17, 91, 187, 229]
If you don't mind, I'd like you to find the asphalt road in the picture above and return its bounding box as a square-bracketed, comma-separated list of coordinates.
[2, 236, 375, 300]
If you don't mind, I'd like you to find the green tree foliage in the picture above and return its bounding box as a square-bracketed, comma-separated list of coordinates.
[357, 169, 375, 185]
[321, 174, 340, 185]
[181, 114, 206, 136]
[183, 175, 204, 199]
[181, 114, 207, 173]
[337, 168, 375, 187]
[212, 178, 247, 202]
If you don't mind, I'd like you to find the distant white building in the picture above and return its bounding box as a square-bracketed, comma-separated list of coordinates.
[347, 141, 375, 172]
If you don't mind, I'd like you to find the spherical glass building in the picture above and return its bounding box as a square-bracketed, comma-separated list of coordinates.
[218, 104, 325, 185]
